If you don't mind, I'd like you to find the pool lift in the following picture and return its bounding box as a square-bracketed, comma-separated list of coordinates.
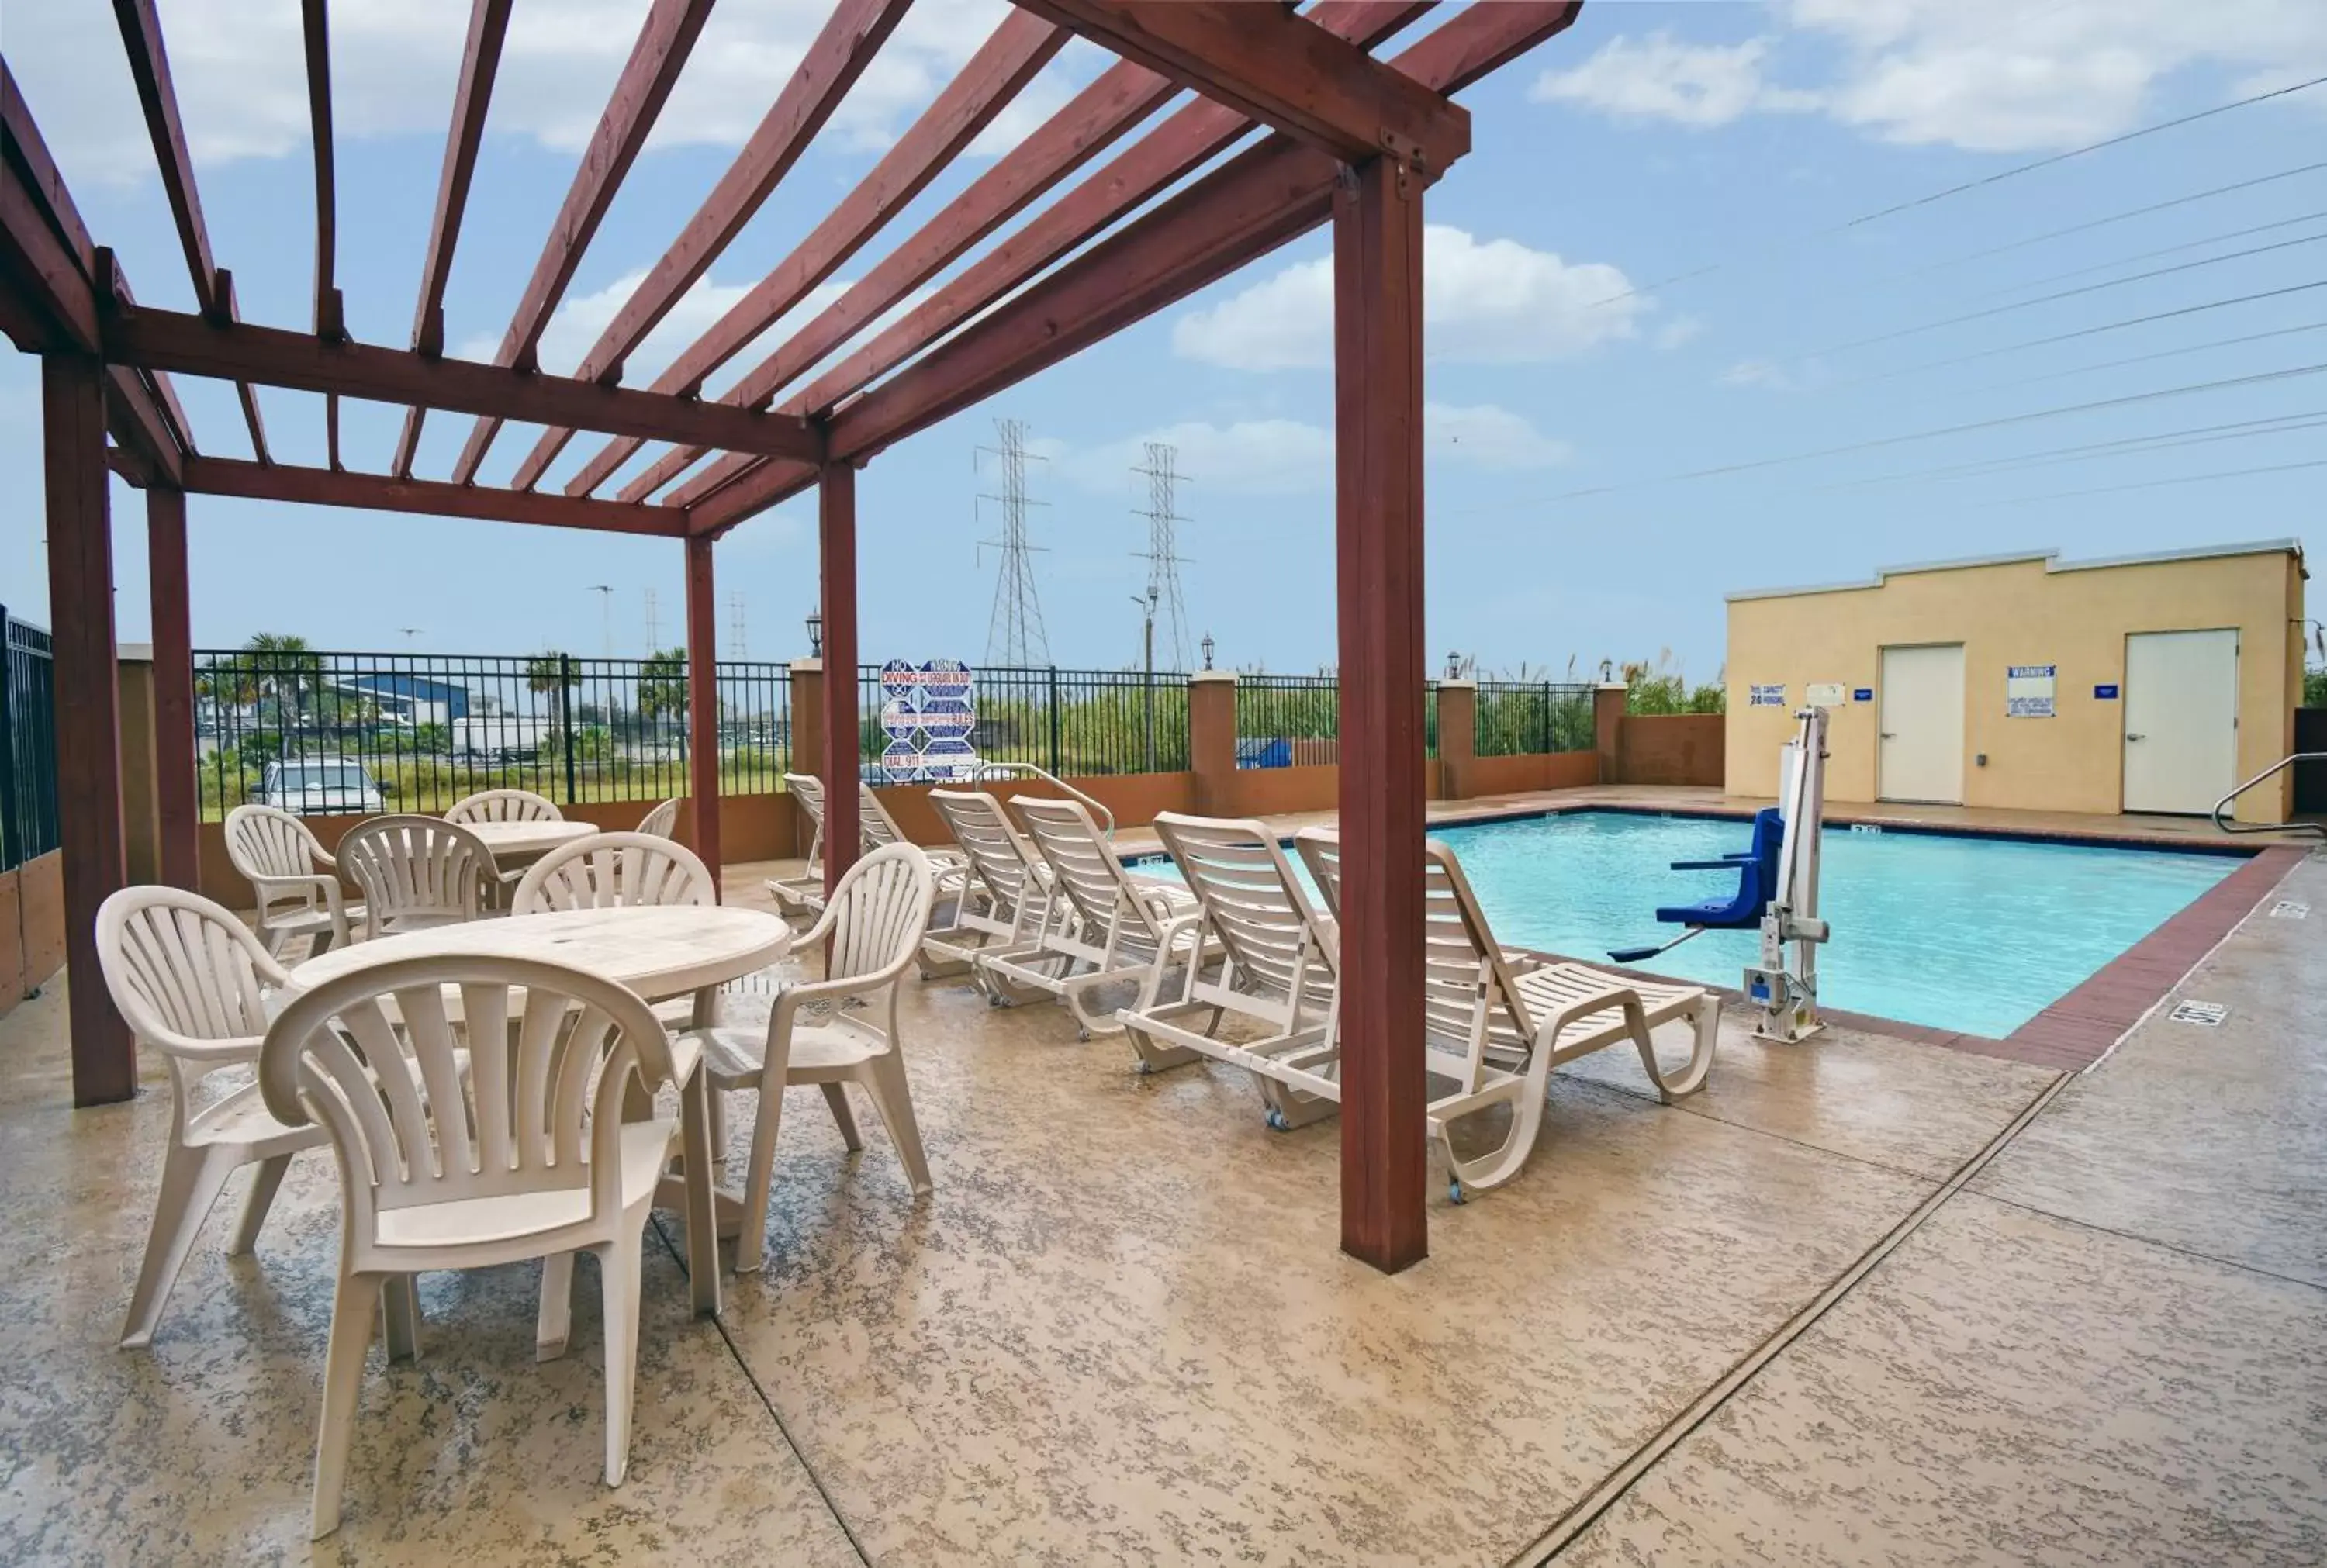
[1610, 704, 1831, 1042]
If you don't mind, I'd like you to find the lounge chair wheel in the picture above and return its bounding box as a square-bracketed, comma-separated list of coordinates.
[1265, 1107, 1287, 1131]
[1449, 1179, 1466, 1205]
[1076, 1027, 1091, 1042]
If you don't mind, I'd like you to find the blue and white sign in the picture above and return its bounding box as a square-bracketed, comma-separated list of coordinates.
[2006, 663, 2057, 719]
[2094, 683, 2120, 700]
[875, 660, 980, 782]
[1852, 687, 1874, 703]
[1749, 683, 1787, 708]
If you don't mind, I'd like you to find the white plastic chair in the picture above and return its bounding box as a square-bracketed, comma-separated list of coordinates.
[223, 804, 363, 957]
[335, 814, 496, 934]
[921, 788, 1057, 979]
[260, 952, 703, 1538]
[444, 788, 562, 824]
[768, 772, 828, 916]
[95, 886, 330, 1349]
[679, 843, 937, 1273]
[510, 831, 717, 916]
[635, 796, 681, 841]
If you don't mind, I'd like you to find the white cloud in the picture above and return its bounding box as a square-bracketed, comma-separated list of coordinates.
[1050, 405, 1568, 495]
[5, 0, 1037, 185]
[1655, 316, 1707, 351]
[1531, 0, 2327, 154]
[1171, 226, 1647, 372]
[1723, 359, 1796, 391]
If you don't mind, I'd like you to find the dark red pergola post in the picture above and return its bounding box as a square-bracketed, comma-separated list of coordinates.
[43, 354, 136, 1105]
[146, 486, 199, 891]
[1333, 154, 1428, 1273]
[683, 533, 722, 889]
[818, 458, 861, 897]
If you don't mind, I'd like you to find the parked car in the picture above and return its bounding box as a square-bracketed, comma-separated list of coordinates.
[253, 758, 387, 816]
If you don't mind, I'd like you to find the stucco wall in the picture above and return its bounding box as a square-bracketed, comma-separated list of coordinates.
[1724, 548, 2304, 821]
[1616, 714, 1724, 787]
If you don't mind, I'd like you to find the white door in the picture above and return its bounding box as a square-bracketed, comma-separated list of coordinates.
[1878, 644, 1966, 804]
[2124, 629, 2239, 815]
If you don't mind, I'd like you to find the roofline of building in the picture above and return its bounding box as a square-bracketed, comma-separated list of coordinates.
[1724, 538, 2306, 603]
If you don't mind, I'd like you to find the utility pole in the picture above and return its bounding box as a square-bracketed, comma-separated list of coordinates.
[976, 416, 1050, 667]
[1132, 586, 1159, 772]
[586, 585, 614, 656]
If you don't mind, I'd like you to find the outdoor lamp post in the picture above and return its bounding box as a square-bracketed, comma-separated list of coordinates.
[807, 609, 823, 658]
[1202, 633, 1215, 672]
[1446, 651, 1461, 679]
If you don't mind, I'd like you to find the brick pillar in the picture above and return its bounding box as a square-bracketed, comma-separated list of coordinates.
[1437, 679, 1475, 800]
[787, 658, 823, 858]
[1593, 682, 1627, 786]
[1188, 671, 1238, 814]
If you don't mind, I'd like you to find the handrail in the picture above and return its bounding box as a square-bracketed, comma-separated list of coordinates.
[971, 761, 1119, 839]
[2211, 753, 2327, 838]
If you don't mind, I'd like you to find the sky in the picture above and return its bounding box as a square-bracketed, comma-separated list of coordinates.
[2, 0, 2323, 685]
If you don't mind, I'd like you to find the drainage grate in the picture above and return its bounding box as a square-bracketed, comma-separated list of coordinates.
[2170, 1000, 2228, 1027]
[2270, 900, 2310, 920]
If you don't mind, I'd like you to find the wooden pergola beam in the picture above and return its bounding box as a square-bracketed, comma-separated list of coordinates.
[509, 0, 911, 492]
[658, 0, 1436, 511]
[110, 0, 271, 463]
[449, 0, 717, 484]
[558, 9, 1065, 497]
[1008, 0, 1468, 169]
[181, 455, 690, 536]
[104, 304, 826, 464]
[392, 0, 513, 478]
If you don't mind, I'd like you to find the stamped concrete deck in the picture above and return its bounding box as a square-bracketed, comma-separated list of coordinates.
[1, 830, 2319, 1565]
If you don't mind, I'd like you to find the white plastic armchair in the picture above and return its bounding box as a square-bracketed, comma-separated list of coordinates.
[444, 788, 562, 824]
[335, 814, 496, 934]
[260, 953, 702, 1539]
[635, 797, 682, 840]
[223, 804, 361, 957]
[511, 831, 717, 915]
[679, 842, 938, 1273]
[95, 886, 330, 1349]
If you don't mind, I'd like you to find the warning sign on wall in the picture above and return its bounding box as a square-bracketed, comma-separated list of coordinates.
[2006, 664, 2056, 718]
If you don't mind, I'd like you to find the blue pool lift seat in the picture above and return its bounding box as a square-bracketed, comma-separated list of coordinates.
[1655, 808, 1785, 928]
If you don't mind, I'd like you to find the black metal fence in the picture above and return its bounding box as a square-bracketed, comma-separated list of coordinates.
[1234, 675, 1444, 768]
[855, 665, 1190, 779]
[1, 610, 59, 871]
[1475, 681, 1596, 756]
[195, 650, 791, 820]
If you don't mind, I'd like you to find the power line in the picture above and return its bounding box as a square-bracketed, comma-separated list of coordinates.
[1977, 455, 2327, 508]
[1819, 231, 2327, 354]
[1577, 74, 2327, 316]
[1966, 210, 2327, 300]
[1815, 410, 2327, 492]
[1971, 320, 2327, 394]
[1907, 160, 2327, 277]
[1451, 361, 2327, 513]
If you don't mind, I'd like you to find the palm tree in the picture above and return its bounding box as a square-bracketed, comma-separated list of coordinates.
[233, 633, 323, 753]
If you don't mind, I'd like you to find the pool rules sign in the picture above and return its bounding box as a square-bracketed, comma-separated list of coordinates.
[2006, 664, 2056, 718]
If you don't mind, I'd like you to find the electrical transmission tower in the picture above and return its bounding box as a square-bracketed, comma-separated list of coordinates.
[1132, 441, 1194, 672]
[728, 591, 748, 659]
[976, 416, 1051, 666]
[643, 588, 660, 653]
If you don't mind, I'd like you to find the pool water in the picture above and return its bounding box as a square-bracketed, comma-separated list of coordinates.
[1139, 811, 2238, 1038]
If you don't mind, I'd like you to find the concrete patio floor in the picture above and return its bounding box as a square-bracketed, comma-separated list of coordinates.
[1, 840, 2321, 1565]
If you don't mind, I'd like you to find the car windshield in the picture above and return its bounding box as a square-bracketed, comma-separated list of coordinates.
[278, 765, 367, 790]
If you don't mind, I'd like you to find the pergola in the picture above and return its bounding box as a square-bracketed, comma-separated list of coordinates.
[2, 0, 1582, 1273]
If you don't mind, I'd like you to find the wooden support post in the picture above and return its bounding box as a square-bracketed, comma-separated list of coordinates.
[146, 488, 199, 890]
[44, 354, 136, 1105]
[683, 534, 722, 891]
[818, 459, 861, 897]
[1333, 155, 1426, 1273]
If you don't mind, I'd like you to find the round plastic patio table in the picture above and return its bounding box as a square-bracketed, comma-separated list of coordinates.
[288, 904, 796, 1321]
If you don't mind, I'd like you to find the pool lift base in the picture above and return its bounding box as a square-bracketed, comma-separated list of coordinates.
[1751, 705, 1831, 1044]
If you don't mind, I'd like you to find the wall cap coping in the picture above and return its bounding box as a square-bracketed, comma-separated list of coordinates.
[1725, 537, 2305, 603]
[788, 658, 822, 673]
[1188, 671, 1240, 684]
[1436, 679, 1477, 691]
[117, 643, 154, 663]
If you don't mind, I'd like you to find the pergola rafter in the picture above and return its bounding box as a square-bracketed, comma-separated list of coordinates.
[2, 0, 1587, 1271]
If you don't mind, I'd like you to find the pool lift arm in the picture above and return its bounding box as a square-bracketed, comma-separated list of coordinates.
[1750, 705, 1831, 1042]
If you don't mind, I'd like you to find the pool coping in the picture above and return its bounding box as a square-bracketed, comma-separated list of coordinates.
[1124, 813, 2311, 1076]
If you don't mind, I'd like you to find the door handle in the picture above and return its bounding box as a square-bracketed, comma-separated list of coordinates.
[1879, 731, 1897, 739]
[2128, 733, 2146, 741]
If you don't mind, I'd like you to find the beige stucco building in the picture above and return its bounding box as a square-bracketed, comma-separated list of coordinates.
[1724, 541, 2308, 824]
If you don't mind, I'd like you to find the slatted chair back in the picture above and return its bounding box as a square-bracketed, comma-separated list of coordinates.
[635, 797, 682, 841]
[97, 886, 292, 1084]
[819, 843, 938, 984]
[857, 782, 906, 850]
[223, 803, 326, 882]
[512, 831, 717, 914]
[258, 955, 675, 1256]
[1011, 795, 1173, 947]
[783, 772, 827, 864]
[1152, 813, 1337, 1014]
[336, 815, 495, 931]
[928, 789, 1045, 916]
[445, 788, 562, 824]
[1294, 829, 1535, 1091]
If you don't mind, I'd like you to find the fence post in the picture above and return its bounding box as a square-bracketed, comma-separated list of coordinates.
[1188, 670, 1238, 813]
[1593, 682, 1627, 785]
[0, 608, 18, 872]
[558, 653, 577, 804]
[1047, 666, 1062, 776]
[1436, 679, 1476, 800]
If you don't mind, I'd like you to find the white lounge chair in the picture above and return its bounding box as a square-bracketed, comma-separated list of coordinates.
[261, 953, 704, 1536]
[335, 814, 497, 934]
[921, 789, 1058, 979]
[1115, 813, 1339, 1100]
[984, 795, 1202, 1038]
[767, 772, 829, 917]
[95, 886, 331, 1349]
[1295, 827, 1720, 1201]
[223, 803, 363, 958]
[679, 843, 939, 1273]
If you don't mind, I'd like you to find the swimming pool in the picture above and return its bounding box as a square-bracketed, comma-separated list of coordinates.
[1138, 810, 2239, 1038]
